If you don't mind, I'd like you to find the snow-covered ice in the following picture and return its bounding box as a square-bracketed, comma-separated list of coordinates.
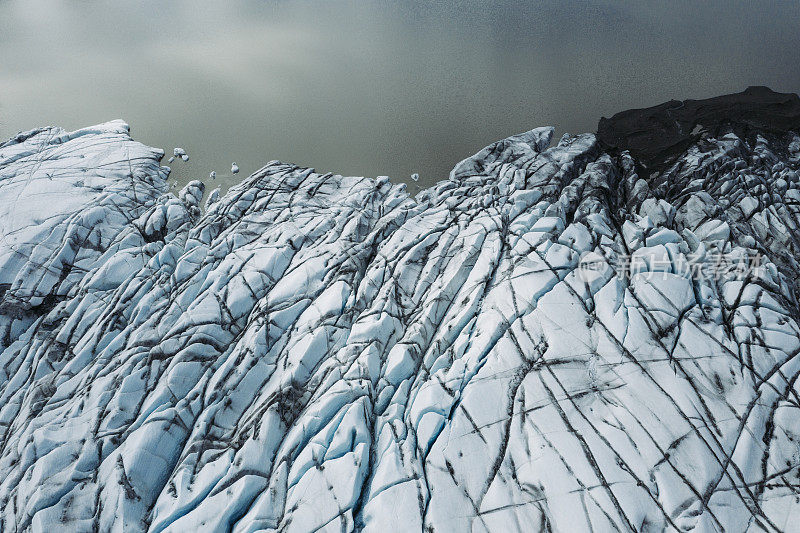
[1, 120, 800, 532]
[173, 147, 189, 162]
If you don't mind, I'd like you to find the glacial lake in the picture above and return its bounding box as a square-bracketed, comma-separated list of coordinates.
[2, 0, 800, 192]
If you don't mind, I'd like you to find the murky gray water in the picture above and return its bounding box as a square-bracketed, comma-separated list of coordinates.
[2, 1, 800, 191]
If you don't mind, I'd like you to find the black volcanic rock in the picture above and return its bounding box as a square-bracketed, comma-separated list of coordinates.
[597, 86, 800, 172]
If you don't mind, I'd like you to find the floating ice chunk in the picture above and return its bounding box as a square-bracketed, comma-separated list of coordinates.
[411, 173, 419, 182]
[173, 147, 188, 161]
[209, 171, 216, 180]
[231, 162, 239, 174]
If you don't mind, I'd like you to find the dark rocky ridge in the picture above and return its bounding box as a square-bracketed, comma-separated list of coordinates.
[597, 86, 800, 173]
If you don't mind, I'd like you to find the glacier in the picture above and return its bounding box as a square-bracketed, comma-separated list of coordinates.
[2, 93, 800, 531]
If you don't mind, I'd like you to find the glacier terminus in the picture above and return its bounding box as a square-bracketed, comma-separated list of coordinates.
[1, 88, 800, 531]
